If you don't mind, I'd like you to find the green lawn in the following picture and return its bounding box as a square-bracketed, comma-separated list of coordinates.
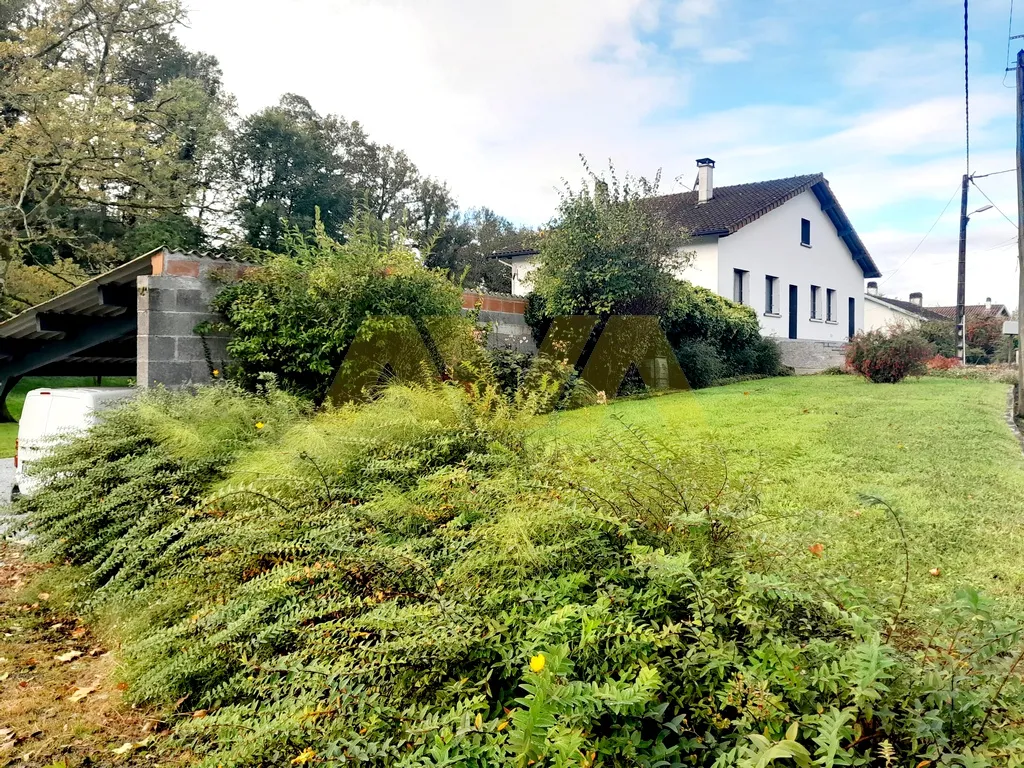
[543, 375, 1024, 614]
[0, 377, 134, 458]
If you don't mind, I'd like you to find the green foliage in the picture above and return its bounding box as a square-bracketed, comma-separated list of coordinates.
[530, 161, 687, 319]
[19, 381, 1024, 767]
[665, 282, 782, 384]
[673, 339, 724, 389]
[210, 215, 466, 400]
[846, 328, 933, 384]
[918, 320, 956, 359]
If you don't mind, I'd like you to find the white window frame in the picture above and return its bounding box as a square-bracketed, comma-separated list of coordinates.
[826, 288, 837, 323]
[765, 275, 780, 316]
[810, 285, 821, 320]
[733, 269, 749, 305]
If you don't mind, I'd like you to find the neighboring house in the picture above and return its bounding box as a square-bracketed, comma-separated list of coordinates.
[497, 158, 881, 372]
[927, 298, 1010, 322]
[864, 284, 946, 330]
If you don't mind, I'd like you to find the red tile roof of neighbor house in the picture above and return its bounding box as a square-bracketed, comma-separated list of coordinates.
[928, 304, 1011, 321]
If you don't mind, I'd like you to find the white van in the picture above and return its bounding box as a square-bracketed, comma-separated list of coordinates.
[12, 387, 135, 501]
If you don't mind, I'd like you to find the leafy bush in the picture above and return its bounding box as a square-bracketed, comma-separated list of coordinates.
[20, 382, 1024, 766]
[662, 281, 761, 354]
[926, 354, 961, 371]
[209, 215, 468, 401]
[918, 320, 957, 358]
[846, 328, 933, 383]
[674, 339, 724, 389]
[528, 161, 686, 319]
[725, 335, 782, 377]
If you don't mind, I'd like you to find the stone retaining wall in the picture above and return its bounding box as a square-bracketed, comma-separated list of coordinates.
[776, 339, 847, 374]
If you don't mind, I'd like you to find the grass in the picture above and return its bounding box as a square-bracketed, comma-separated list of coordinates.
[543, 374, 1024, 615]
[0, 377, 134, 458]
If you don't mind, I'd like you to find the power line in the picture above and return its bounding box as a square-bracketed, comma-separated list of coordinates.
[1005, 0, 1016, 87]
[970, 178, 1019, 228]
[880, 182, 962, 286]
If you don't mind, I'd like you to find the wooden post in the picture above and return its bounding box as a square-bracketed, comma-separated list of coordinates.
[957, 173, 969, 363]
[1016, 50, 1024, 416]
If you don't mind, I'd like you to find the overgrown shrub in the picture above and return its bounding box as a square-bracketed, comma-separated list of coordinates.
[926, 354, 961, 371]
[19, 382, 1024, 766]
[674, 339, 724, 389]
[209, 214, 468, 401]
[918, 320, 957, 358]
[846, 328, 933, 383]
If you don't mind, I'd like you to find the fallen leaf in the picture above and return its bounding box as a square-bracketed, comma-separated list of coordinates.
[55, 651, 83, 663]
[71, 628, 87, 639]
[930, 568, 942, 577]
[808, 543, 825, 558]
[67, 685, 96, 703]
[112, 742, 134, 756]
[37, 593, 50, 601]
[192, 709, 208, 719]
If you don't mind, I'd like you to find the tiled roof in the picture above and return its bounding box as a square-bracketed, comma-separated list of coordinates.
[490, 248, 540, 260]
[866, 294, 946, 321]
[649, 174, 823, 236]
[648, 174, 881, 279]
[929, 304, 1010, 321]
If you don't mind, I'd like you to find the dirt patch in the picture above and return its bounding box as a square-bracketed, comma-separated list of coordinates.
[0, 544, 180, 767]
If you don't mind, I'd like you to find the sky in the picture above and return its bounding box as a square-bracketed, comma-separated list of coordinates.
[178, 0, 1023, 309]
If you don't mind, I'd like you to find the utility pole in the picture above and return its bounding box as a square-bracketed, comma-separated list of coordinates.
[957, 173, 970, 363]
[1015, 49, 1024, 416]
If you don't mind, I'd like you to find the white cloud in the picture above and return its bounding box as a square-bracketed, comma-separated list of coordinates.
[178, 1, 1019, 307]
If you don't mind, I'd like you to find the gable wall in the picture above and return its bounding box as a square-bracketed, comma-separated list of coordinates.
[716, 189, 865, 342]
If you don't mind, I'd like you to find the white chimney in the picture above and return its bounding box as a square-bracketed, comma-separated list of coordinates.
[909, 292, 922, 307]
[867, 281, 879, 296]
[696, 158, 715, 204]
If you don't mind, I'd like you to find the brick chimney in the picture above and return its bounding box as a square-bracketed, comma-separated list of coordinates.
[986, 297, 992, 310]
[696, 158, 715, 204]
[866, 281, 879, 296]
[909, 292, 922, 307]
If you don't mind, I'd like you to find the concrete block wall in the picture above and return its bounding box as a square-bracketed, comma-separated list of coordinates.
[137, 251, 250, 388]
[462, 292, 536, 353]
[776, 339, 847, 374]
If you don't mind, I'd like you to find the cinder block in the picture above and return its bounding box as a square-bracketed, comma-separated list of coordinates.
[147, 312, 210, 337]
[138, 360, 194, 388]
[175, 289, 206, 313]
[175, 335, 210, 362]
[138, 335, 177, 363]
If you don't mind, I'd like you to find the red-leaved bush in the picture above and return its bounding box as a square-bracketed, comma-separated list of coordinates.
[845, 328, 933, 383]
[926, 354, 961, 370]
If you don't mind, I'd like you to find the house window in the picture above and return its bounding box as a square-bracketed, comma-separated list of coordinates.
[810, 285, 820, 319]
[801, 218, 811, 247]
[826, 289, 837, 322]
[765, 275, 779, 315]
[733, 269, 748, 304]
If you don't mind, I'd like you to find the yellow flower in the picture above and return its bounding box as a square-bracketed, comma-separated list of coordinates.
[212, 369, 220, 376]
[255, 422, 265, 430]
[291, 747, 316, 765]
[529, 653, 546, 673]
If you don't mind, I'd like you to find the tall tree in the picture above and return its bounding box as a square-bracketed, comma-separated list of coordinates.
[0, 0, 231, 308]
[425, 207, 533, 292]
[228, 95, 360, 250]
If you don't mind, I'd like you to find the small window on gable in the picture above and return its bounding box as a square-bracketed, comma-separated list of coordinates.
[733, 269, 748, 304]
[801, 218, 811, 247]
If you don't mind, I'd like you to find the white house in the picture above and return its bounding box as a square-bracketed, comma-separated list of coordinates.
[497, 159, 881, 371]
[863, 285, 945, 331]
